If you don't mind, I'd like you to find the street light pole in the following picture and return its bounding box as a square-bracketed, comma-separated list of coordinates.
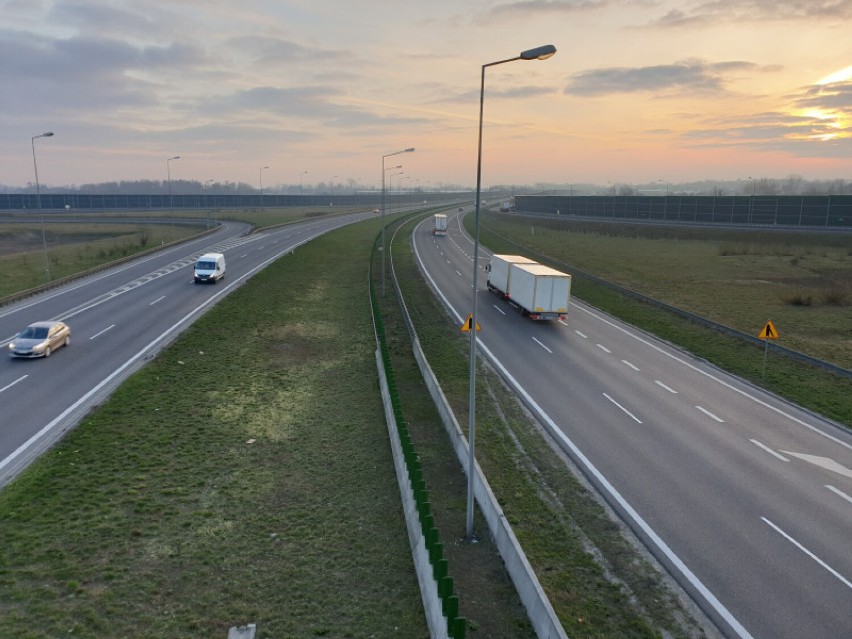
[31, 131, 54, 281]
[260, 165, 269, 226]
[466, 44, 556, 539]
[166, 155, 180, 217]
[380, 147, 414, 295]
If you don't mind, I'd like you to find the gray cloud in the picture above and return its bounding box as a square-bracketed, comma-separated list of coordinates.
[197, 85, 429, 130]
[564, 59, 759, 95]
[449, 85, 558, 103]
[484, 0, 605, 21]
[646, 0, 852, 27]
[794, 81, 852, 113]
[223, 35, 349, 66]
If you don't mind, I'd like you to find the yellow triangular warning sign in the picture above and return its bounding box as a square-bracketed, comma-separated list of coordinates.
[460, 313, 481, 333]
[758, 320, 779, 340]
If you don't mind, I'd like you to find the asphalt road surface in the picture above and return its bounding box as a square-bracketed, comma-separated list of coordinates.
[0, 211, 374, 487]
[411, 209, 852, 639]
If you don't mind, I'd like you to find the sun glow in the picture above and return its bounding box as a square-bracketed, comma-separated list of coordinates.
[817, 65, 852, 85]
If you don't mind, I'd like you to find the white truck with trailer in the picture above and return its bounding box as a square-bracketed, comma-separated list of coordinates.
[487, 254, 571, 321]
[433, 213, 448, 236]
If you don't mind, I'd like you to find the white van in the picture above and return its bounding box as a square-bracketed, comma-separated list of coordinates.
[193, 252, 226, 284]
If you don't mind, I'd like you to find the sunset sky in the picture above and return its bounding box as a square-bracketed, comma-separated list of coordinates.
[2, 0, 851, 191]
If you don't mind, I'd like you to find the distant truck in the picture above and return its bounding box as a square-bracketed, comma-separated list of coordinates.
[499, 201, 512, 212]
[433, 213, 448, 236]
[486, 254, 570, 321]
[193, 252, 226, 284]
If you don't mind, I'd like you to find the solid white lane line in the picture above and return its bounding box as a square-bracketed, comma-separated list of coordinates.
[575, 330, 588, 338]
[493, 305, 506, 315]
[532, 337, 552, 353]
[0, 375, 28, 394]
[762, 517, 852, 591]
[826, 485, 852, 505]
[603, 393, 642, 423]
[622, 359, 640, 371]
[89, 325, 116, 340]
[456, 270, 463, 277]
[596, 343, 611, 353]
[655, 380, 678, 394]
[696, 405, 725, 423]
[149, 295, 166, 306]
[749, 439, 790, 462]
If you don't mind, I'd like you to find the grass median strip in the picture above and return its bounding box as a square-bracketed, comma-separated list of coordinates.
[0, 218, 427, 638]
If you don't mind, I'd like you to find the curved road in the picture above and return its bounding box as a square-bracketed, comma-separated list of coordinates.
[0, 211, 374, 487]
[412, 209, 852, 639]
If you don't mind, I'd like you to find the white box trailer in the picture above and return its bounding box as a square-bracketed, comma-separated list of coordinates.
[433, 213, 448, 236]
[486, 254, 537, 297]
[509, 263, 571, 320]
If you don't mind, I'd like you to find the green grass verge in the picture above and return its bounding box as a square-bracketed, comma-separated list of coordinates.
[0, 218, 427, 638]
[384, 216, 706, 638]
[0, 223, 200, 298]
[472, 212, 852, 428]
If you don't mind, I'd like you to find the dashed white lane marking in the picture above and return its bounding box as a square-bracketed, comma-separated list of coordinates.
[533, 337, 552, 353]
[749, 439, 790, 462]
[0, 375, 28, 394]
[603, 392, 642, 424]
[90, 325, 116, 340]
[696, 405, 725, 423]
[762, 517, 852, 591]
[655, 380, 678, 394]
[826, 485, 852, 505]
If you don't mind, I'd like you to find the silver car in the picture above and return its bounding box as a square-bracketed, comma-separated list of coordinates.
[8, 321, 71, 358]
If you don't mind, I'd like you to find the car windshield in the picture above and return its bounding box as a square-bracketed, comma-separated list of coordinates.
[20, 326, 49, 339]
[196, 261, 215, 270]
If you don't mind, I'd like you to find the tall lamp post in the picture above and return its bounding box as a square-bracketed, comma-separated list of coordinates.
[260, 165, 269, 225]
[166, 155, 180, 216]
[380, 147, 414, 295]
[466, 44, 556, 539]
[32, 131, 54, 281]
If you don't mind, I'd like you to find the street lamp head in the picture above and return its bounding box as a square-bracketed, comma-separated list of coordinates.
[42, 131, 54, 137]
[168, 155, 180, 160]
[404, 147, 415, 153]
[520, 44, 556, 60]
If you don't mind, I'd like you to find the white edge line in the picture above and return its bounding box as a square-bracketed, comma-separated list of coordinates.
[762, 517, 852, 591]
[412, 233, 754, 639]
[749, 439, 790, 462]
